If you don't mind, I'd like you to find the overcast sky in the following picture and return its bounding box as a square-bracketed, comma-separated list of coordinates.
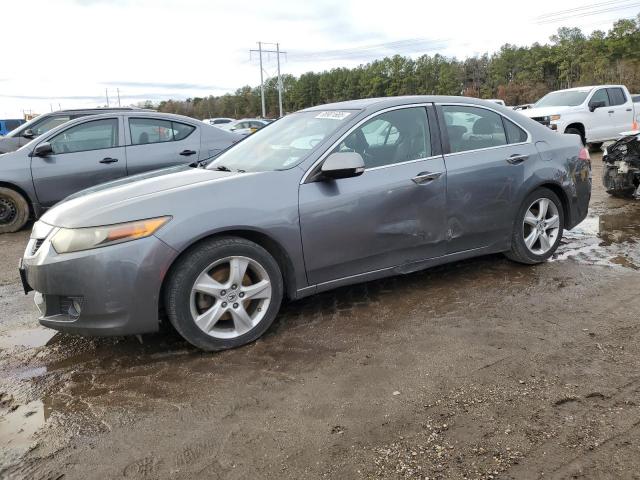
[1, 0, 639, 117]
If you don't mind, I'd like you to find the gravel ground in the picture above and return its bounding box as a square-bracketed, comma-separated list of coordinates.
[1, 153, 639, 480]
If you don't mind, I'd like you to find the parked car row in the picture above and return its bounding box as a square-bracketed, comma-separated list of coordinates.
[18, 96, 591, 352]
[0, 111, 241, 233]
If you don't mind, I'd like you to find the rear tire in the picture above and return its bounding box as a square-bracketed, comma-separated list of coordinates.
[506, 188, 564, 265]
[565, 127, 585, 146]
[164, 237, 283, 351]
[0, 187, 29, 234]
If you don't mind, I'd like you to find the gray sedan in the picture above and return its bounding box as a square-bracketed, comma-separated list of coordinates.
[21, 96, 591, 351]
[0, 111, 239, 233]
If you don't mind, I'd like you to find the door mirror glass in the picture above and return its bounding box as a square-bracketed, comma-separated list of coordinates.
[33, 142, 53, 157]
[22, 129, 35, 139]
[320, 152, 365, 180]
[589, 100, 606, 112]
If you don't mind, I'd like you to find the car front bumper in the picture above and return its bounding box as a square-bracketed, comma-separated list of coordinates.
[21, 231, 178, 336]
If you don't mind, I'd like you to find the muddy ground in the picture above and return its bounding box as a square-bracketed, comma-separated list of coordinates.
[1, 153, 639, 480]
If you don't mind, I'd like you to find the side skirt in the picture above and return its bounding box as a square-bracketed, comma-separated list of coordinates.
[293, 245, 503, 300]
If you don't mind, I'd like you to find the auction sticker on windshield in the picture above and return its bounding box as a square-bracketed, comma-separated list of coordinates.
[315, 111, 352, 120]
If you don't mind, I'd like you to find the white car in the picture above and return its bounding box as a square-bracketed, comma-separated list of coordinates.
[522, 85, 637, 149]
[202, 117, 235, 127]
[221, 118, 271, 136]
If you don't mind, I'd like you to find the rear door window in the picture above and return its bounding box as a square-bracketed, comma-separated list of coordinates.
[607, 88, 627, 106]
[442, 105, 507, 153]
[129, 118, 196, 145]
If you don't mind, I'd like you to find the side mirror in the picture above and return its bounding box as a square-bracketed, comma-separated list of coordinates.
[33, 142, 53, 157]
[589, 100, 605, 112]
[320, 152, 365, 180]
[22, 129, 35, 139]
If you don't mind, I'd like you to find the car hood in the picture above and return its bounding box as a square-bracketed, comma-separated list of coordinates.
[41, 166, 246, 229]
[522, 106, 581, 118]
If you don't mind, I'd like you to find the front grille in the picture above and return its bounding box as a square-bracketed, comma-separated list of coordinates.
[531, 116, 550, 127]
[31, 238, 45, 255]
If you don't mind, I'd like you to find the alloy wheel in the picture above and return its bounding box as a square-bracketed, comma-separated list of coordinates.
[522, 198, 560, 255]
[189, 256, 272, 339]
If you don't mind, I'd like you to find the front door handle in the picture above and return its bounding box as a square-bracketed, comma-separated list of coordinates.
[412, 171, 443, 184]
[506, 154, 528, 165]
[608, 110, 615, 114]
[99, 157, 118, 164]
[180, 149, 197, 156]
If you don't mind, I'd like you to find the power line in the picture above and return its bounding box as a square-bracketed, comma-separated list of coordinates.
[535, 0, 636, 19]
[287, 37, 449, 62]
[535, 1, 640, 23]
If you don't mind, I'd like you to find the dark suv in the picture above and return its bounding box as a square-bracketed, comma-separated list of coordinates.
[0, 107, 150, 154]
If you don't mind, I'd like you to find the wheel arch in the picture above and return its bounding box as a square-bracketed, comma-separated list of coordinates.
[564, 123, 585, 143]
[159, 229, 298, 310]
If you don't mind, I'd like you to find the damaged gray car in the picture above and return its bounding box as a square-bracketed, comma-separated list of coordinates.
[603, 133, 640, 198]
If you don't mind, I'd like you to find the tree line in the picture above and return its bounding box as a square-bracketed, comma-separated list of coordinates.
[156, 15, 640, 119]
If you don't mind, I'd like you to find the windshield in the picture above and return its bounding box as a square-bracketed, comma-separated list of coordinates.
[534, 90, 590, 108]
[207, 110, 356, 172]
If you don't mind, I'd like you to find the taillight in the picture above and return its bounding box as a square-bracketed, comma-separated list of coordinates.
[578, 147, 590, 161]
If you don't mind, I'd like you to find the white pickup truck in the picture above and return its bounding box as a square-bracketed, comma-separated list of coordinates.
[522, 85, 640, 150]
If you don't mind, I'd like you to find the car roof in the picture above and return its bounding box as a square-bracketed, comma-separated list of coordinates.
[301, 95, 512, 112]
[50, 107, 153, 114]
[67, 111, 204, 123]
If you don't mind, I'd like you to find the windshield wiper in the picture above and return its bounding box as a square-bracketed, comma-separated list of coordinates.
[215, 165, 232, 172]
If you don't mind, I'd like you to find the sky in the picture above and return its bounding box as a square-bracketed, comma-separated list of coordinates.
[1, 0, 639, 117]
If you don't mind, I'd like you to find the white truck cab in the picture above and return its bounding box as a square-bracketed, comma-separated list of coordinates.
[522, 85, 637, 148]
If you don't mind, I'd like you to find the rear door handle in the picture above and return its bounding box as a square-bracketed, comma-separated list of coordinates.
[412, 171, 443, 184]
[626, 108, 633, 112]
[506, 154, 528, 165]
[608, 110, 615, 114]
[99, 157, 118, 164]
[180, 149, 197, 156]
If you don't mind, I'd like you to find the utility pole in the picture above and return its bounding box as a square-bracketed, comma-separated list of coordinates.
[258, 42, 265, 118]
[250, 42, 287, 118]
[105, 88, 110, 107]
[117, 88, 121, 107]
[276, 43, 283, 118]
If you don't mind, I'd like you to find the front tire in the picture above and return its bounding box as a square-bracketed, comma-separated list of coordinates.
[506, 188, 564, 264]
[164, 237, 283, 351]
[0, 187, 29, 234]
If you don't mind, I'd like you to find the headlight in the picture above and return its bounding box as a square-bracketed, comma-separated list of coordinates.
[549, 114, 561, 122]
[51, 216, 171, 254]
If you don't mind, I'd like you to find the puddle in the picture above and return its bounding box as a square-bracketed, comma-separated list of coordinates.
[0, 400, 45, 467]
[554, 205, 640, 269]
[0, 327, 57, 350]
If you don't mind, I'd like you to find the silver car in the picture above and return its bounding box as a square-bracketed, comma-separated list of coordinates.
[20, 96, 591, 351]
[0, 111, 240, 233]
